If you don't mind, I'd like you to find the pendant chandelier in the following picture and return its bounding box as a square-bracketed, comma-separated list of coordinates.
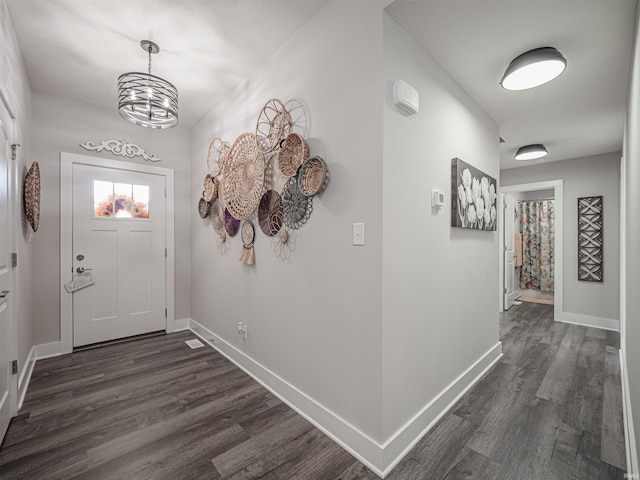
[117, 40, 178, 129]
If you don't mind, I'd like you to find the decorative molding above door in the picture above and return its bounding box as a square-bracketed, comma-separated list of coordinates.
[79, 139, 161, 162]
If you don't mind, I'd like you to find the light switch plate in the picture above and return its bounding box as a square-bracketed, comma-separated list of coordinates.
[353, 223, 365, 246]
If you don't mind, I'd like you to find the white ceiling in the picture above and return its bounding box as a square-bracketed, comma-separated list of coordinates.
[6, 0, 331, 128]
[7, 0, 637, 170]
[386, 0, 637, 170]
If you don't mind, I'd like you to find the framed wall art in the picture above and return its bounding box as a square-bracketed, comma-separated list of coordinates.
[577, 196, 603, 282]
[451, 158, 497, 231]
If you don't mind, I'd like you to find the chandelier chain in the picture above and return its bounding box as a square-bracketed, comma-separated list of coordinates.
[147, 46, 152, 76]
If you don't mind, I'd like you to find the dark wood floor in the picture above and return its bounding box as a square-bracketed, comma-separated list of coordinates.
[0, 302, 626, 479]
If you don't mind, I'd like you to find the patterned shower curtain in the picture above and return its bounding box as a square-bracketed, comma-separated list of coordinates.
[520, 200, 555, 292]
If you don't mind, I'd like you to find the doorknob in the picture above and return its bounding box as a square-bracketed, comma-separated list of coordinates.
[76, 267, 86, 274]
[0, 290, 9, 298]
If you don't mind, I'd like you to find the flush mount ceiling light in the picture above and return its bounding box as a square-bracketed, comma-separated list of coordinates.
[118, 40, 178, 129]
[500, 47, 567, 91]
[515, 144, 548, 161]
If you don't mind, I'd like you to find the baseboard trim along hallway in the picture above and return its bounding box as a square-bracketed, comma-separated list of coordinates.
[188, 318, 503, 476]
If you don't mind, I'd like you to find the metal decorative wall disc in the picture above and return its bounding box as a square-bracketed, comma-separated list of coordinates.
[281, 176, 312, 229]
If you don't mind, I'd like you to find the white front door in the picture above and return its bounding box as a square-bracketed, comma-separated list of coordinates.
[72, 164, 166, 347]
[503, 193, 517, 310]
[0, 111, 16, 443]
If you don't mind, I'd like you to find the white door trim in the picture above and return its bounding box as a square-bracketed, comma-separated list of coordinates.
[60, 152, 175, 355]
[498, 180, 563, 323]
[0, 87, 17, 430]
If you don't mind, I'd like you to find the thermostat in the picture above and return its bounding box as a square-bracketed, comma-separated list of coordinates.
[431, 189, 445, 209]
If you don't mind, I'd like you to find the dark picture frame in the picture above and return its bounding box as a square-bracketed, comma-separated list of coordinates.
[451, 158, 497, 231]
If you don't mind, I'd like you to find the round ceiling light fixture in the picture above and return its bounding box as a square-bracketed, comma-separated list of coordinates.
[500, 47, 567, 91]
[514, 144, 548, 161]
[118, 40, 178, 129]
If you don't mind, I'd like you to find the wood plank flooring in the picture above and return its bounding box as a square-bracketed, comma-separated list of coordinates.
[0, 302, 627, 479]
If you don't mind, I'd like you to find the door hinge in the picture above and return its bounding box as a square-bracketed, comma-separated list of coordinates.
[11, 143, 20, 161]
[165, 308, 167, 318]
[11, 252, 17, 268]
[504, 288, 507, 294]
[165, 248, 167, 258]
[11, 360, 17, 375]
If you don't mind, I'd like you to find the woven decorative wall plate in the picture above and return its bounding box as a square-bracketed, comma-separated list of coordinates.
[207, 137, 231, 176]
[210, 201, 225, 233]
[277, 133, 309, 178]
[24, 161, 41, 232]
[282, 176, 312, 229]
[255, 98, 292, 153]
[224, 208, 240, 237]
[198, 197, 210, 219]
[203, 173, 218, 202]
[221, 132, 265, 220]
[258, 190, 283, 236]
[298, 156, 329, 197]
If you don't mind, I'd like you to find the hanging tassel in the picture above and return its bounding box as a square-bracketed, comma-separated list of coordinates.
[239, 243, 255, 265]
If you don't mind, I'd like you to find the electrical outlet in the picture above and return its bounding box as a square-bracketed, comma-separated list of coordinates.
[237, 321, 247, 340]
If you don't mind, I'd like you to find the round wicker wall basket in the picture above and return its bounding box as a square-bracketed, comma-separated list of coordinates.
[221, 132, 265, 220]
[24, 161, 41, 232]
[298, 156, 329, 197]
[277, 133, 309, 178]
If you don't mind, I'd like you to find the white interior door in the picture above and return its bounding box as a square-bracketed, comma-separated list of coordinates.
[0, 114, 15, 443]
[503, 193, 517, 310]
[72, 164, 166, 347]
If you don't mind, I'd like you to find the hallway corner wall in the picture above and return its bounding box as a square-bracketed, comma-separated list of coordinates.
[381, 13, 501, 470]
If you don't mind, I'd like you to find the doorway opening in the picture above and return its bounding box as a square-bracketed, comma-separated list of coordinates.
[499, 180, 564, 322]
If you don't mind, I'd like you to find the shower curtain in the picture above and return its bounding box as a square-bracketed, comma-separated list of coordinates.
[520, 200, 555, 293]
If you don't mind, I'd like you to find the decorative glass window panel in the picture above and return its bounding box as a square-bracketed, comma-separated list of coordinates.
[114, 183, 133, 218]
[93, 181, 150, 220]
[94, 180, 114, 217]
[133, 185, 149, 218]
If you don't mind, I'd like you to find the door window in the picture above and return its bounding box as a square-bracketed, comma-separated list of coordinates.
[93, 180, 150, 219]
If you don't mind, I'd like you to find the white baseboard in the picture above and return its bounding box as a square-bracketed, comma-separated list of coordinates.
[188, 319, 385, 476]
[16, 341, 62, 411]
[380, 342, 503, 475]
[35, 341, 63, 360]
[188, 318, 502, 477]
[559, 312, 619, 331]
[168, 317, 190, 333]
[17, 346, 36, 410]
[620, 348, 639, 475]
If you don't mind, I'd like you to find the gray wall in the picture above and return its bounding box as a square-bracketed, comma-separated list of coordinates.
[501, 152, 621, 324]
[0, 0, 33, 375]
[382, 14, 500, 439]
[31, 91, 192, 345]
[190, 0, 385, 443]
[623, 2, 640, 472]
